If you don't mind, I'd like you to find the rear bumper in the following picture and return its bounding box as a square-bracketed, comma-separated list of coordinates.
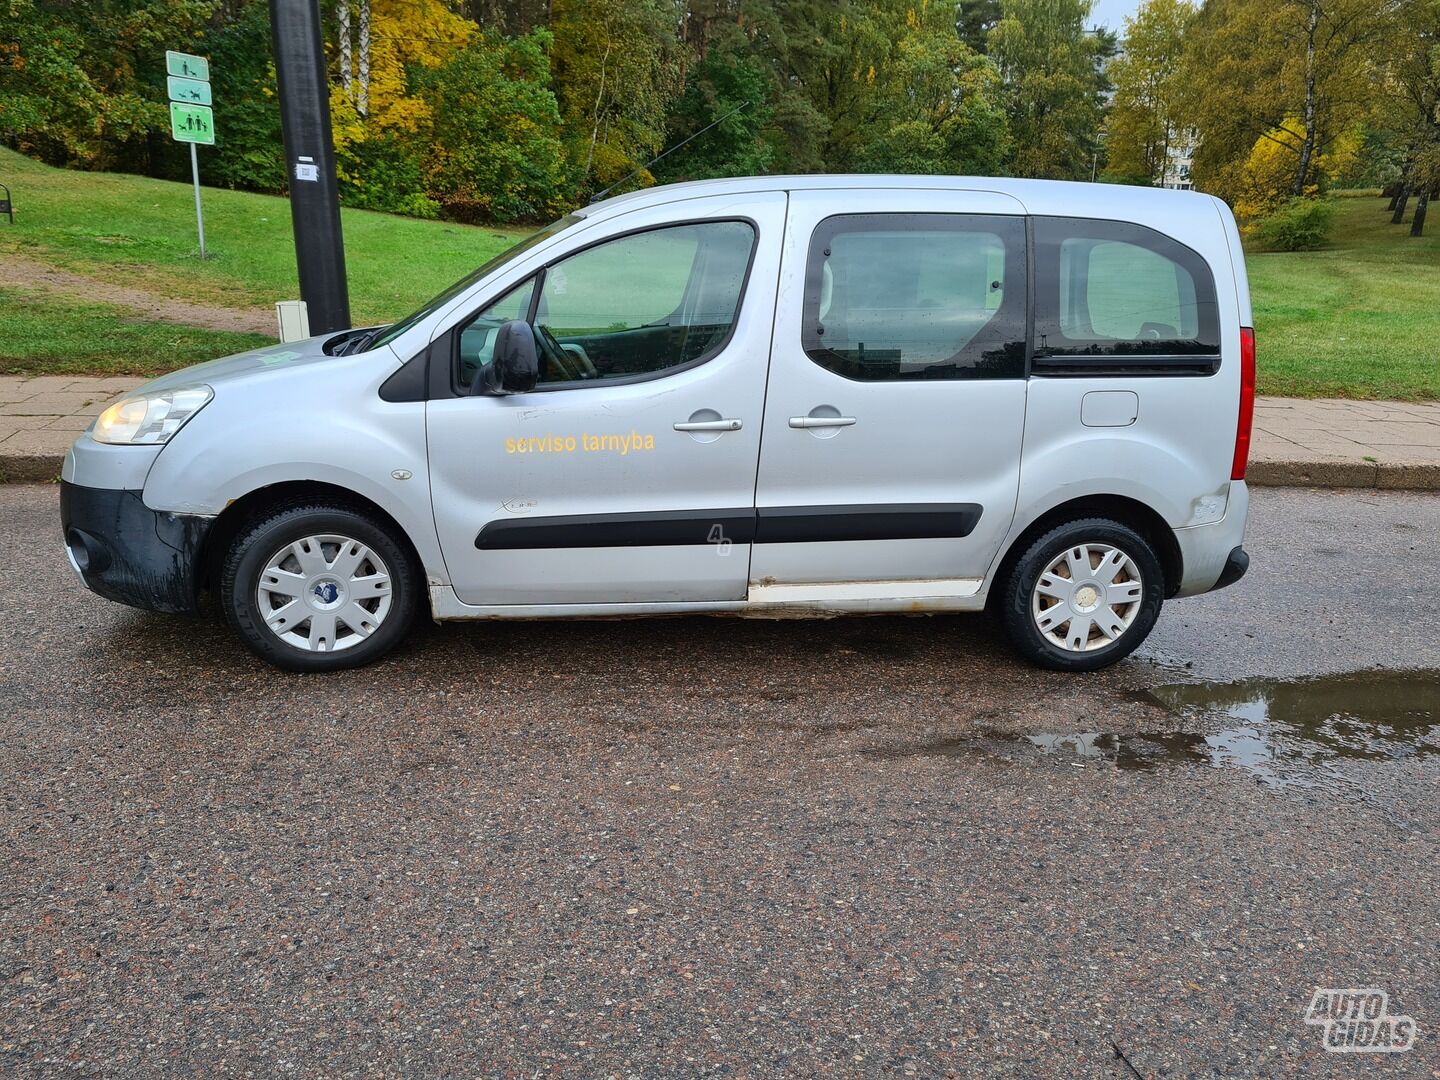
[1212, 546, 1249, 590]
[1172, 480, 1250, 597]
[59, 480, 212, 614]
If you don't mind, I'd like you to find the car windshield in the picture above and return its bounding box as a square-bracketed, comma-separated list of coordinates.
[369, 214, 582, 351]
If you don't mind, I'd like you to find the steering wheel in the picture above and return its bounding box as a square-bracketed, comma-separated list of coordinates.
[536, 324, 598, 380]
[534, 323, 577, 381]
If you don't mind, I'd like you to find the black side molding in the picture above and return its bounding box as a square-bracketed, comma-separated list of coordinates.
[475, 503, 982, 550]
[477, 508, 755, 550]
[755, 503, 981, 543]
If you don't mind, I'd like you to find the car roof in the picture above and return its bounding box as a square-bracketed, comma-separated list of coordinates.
[582, 174, 1218, 222]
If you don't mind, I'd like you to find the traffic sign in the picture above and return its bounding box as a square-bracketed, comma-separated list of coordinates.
[165, 50, 210, 82]
[170, 102, 215, 145]
[167, 76, 212, 106]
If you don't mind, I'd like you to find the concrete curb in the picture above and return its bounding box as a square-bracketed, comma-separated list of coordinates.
[0, 454, 66, 485]
[1248, 459, 1440, 491]
[7, 450, 1440, 490]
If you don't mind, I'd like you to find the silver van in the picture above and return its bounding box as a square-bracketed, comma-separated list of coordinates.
[60, 176, 1254, 673]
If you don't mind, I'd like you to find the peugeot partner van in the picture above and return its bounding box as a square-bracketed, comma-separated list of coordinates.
[60, 176, 1253, 673]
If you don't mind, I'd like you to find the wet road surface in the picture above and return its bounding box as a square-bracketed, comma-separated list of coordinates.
[2, 484, 1437, 1077]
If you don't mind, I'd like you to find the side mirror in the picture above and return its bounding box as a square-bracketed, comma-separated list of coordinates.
[477, 320, 538, 395]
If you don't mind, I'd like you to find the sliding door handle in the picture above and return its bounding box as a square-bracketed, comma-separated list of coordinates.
[674, 418, 743, 432]
[788, 415, 856, 429]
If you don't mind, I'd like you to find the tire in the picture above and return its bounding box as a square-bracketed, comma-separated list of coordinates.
[220, 501, 420, 672]
[998, 517, 1164, 673]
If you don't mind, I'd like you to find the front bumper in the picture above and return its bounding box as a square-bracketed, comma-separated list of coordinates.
[59, 480, 213, 614]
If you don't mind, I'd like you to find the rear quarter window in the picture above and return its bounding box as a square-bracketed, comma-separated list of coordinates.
[1033, 216, 1220, 374]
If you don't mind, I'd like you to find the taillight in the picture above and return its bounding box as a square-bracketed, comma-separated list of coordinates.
[1232, 326, 1256, 480]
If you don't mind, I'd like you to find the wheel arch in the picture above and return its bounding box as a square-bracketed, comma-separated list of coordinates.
[988, 494, 1183, 607]
[198, 480, 427, 597]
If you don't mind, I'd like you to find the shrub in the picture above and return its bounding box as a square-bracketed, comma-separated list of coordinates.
[337, 136, 438, 218]
[1251, 197, 1335, 251]
[419, 31, 577, 224]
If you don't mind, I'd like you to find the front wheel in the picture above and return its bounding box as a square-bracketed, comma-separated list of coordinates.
[999, 518, 1164, 672]
[221, 502, 420, 672]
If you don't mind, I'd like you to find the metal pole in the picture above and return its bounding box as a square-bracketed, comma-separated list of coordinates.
[189, 142, 207, 259]
[269, 0, 351, 333]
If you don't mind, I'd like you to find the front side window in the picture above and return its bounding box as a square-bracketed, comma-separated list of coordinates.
[373, 214, 578, 352]
[455, 278, 536, 391]
[528, 220, 755, 386]
[802, 214, 1027, 381]
[1034, 217, 1219, 364]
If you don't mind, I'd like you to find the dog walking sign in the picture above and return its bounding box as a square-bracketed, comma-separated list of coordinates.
[166, 50, 214, 258]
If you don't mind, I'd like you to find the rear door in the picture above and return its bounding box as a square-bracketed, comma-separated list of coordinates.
[750, 188, 1029, 603]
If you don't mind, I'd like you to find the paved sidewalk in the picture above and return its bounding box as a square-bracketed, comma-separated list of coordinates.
[0, 376, 145, 482]
[1250, 397, 1440, 489]
[3, 374, 1440, 488]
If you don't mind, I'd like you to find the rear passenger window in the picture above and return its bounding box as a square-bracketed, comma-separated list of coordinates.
[1034, 217, 1220, 370]
[802, 214, 1027, 381]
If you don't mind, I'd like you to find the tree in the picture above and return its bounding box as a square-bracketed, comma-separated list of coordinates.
[1376, 0, 1440, 233]
[203, 0, 285, 191]
[955, 0, 1002, 52]
[739, 0, 1008, 175]
[1181, 0, 1401, 200]
[0, 0, 214, 174]
[1104, 0, 1195, 185]
[549, 0, 685, 192]
[988, 0, 1110, 179]
[325, 0, 475, 213]
[654, 42, 774, 182]
[419, 30, 576, 222]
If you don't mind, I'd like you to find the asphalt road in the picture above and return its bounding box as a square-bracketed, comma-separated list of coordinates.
[2, 484, 1437, 1078]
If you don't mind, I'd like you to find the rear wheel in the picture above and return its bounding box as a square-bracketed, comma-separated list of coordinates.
[221, 502, 419, 672]
[999, 518, 1164, 672]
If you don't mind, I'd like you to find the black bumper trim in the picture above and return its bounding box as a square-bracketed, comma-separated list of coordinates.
[1213, 545, 1249, 591]
[59, 481, 212, 614]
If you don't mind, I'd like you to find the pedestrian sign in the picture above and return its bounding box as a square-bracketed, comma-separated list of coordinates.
[170, 102, 215, 145]
[165, 50, 210, 82]
[167, 76, 212, 106]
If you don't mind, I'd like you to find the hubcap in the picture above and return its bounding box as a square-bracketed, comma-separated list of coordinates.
[256, 534, 393, 652]
[1030, 542, 1143, 653]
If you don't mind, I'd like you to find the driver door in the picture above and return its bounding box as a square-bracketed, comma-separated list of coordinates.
[426, 192, 787, 607]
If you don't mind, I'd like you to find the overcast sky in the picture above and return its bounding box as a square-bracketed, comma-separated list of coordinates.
[1091, 0, 1144, 32]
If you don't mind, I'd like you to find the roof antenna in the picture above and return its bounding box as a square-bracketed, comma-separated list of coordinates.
[588, 100, 752, 205]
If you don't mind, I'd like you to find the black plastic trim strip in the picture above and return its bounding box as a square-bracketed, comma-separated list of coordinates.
[474, 503, 982, 550]
[756, 503, 982, 543]
[477, 508, 755, 550]
[1031, 353, 1221, 377]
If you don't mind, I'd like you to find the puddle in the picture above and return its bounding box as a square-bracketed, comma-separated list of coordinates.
[893, 671, 1440, 790]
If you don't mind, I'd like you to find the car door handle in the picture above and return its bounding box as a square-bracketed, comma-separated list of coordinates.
[673, 418, 742, 432]
[788, 416, 856, 429]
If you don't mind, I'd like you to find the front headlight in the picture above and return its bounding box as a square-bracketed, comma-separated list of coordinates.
[93, 386, 214, 445]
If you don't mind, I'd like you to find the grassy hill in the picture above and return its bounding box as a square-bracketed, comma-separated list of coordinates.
[1, 148, 1436, 398]
[1247, 196, 1440, 400]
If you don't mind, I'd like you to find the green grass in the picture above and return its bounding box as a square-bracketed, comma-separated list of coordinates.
[0, 288, 272, 376]
[1247, 198, 1440, 401]
[0, 147, 528, 325]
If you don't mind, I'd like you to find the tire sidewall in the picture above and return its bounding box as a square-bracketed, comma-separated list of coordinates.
[1002, 518, 1164, 672]
[222, 506, 418, 673]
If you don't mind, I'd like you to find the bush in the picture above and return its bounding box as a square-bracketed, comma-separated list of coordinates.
[1251, 197, 1335, 251]
[337, 136, 439, 218]
[419, 31, 577, 224]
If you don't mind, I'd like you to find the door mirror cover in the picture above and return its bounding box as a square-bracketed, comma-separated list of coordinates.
[478, 320, 539, 395]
